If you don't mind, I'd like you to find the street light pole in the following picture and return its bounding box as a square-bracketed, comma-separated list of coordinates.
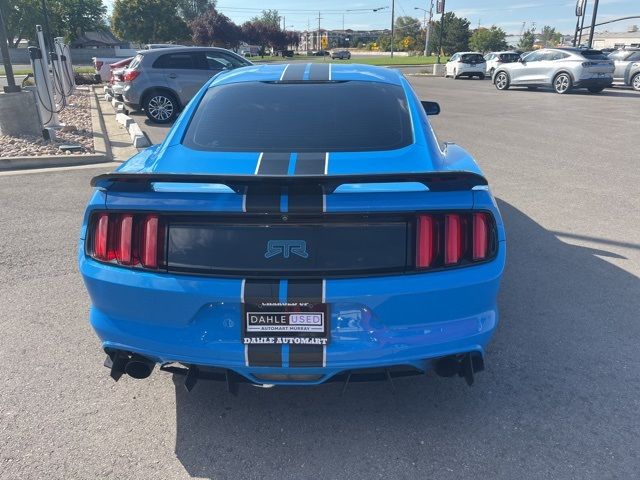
[578, 0, 588, 45]
[390, 0, 395, 58]
[587, 0, 599, 48]
[436, 0, 446, 64]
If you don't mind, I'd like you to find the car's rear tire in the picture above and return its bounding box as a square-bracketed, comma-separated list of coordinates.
[587, 86, 605, 93]
[553, 73, 572, 94]
[494, 71, 509, 90]
[631, 73, 640, 91]
[143, 91, 179, 124]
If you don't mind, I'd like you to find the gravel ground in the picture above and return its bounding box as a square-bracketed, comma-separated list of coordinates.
[0, 89, 94, 157]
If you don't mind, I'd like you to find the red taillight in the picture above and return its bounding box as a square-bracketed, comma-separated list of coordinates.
[116, 214, 133, 265]
[473, 213, 489, 260]
[416, 215, 435, 268]
[141, 215, 159, 269]
[444, 214, 462, 265]
[90, 213, 162, 269]
[93, 213, 109, 260]
[123, 69, 140, 82]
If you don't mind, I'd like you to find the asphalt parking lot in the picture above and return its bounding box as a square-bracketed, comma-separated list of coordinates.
[1, 76, 639, 480]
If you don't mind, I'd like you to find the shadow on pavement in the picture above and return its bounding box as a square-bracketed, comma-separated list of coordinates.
[170, 199, 640, 479]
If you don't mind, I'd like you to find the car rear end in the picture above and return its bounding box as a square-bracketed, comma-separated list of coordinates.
[458, 53, 486, 77]
[120, 53, 147, 111]
[571, 49, 614, 89]
[80, 66, 505, 388]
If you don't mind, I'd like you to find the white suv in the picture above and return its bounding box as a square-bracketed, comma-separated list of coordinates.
[484, 51, 521, 77]
[445, 52, 486, 79]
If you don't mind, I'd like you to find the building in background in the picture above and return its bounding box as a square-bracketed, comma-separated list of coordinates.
[71, 30, 129, 49]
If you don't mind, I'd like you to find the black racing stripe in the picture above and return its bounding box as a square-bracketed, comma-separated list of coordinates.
[244, 279, 280, 303]
[244, 279, 282, 367]
[308, 63, 331, 81]
[245, 185, 281, 213]
[288, 280, 324, 367]
[294, 152, 326, 175]
[287, 184, 324, 213]
[289, 345, 323, 368]
[257, 152, 290, 175]
[247, 344, 282, 368]
[280, 63, 307, 81]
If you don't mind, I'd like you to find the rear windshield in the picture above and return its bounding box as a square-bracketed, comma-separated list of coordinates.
[499, 53, 520, 62]
[461, 54, 485, 63]
[182, 81, 413, 152]
[581, 50, 609, 60]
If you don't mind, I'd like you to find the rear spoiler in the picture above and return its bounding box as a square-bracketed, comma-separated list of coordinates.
[90, 172, 488, 193]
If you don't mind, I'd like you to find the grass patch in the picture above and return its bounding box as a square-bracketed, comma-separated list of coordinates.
[1, 65, 95, 76]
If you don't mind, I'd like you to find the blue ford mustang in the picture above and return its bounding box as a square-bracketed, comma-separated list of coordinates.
[80, 63, 506, 391]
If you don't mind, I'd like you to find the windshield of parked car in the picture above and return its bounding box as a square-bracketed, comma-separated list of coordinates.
[461, 54, 485, 63]
[182, 81, 413, 152]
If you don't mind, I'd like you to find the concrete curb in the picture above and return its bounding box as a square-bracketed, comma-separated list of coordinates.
[0, 87, 112, 171]
[103, 86, 151, 149]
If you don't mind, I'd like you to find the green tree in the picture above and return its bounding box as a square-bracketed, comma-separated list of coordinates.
[518, 29, 535, 51]
[177, 0, 215, 22]
[428, 12, 471, 55]
[112, 0, 189, 45]
[1, 0, 106, 46]
[0, 0, 41, 47]
[539, 25, 561, 47]
[240, 10, 287, 54]
[394, 16, 422, 51]
[469, 26, 508, 53]
[190, 6, 239, 48]
[48, 0, 107, 41]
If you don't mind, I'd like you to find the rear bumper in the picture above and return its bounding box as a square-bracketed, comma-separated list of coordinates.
[80, 242, 505, 386]
[575, 77, 613, 88]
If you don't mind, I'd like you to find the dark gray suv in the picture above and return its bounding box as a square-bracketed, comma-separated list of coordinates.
[122, 46, 252, 123]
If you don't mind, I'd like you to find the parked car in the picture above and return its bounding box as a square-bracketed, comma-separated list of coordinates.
[330, 49, 351, 60]
[108, 57, 133, 99]
[80, 63, 505, 390]
[494, 48, 614, 94]
[445, 52, 486, 79]
[311, 50, 330, 56]
[608, 47, 640, 91]
[121, 46, 252, 123]
[94, 56, 127, 82]
[484, 51, 521, 77]
[273, 50, 294, 57]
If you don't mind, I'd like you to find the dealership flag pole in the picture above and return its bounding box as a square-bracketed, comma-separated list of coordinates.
[587, 0, 599, 48]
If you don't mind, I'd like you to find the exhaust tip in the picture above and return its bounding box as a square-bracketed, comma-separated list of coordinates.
[124, 356, 155, 379]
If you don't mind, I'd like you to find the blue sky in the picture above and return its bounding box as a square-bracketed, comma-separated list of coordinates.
[105, 1, 638, 34]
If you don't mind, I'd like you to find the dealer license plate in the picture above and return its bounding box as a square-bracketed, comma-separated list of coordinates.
[242, 303, 329, 346]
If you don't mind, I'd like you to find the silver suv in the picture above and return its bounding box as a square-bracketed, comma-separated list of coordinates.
[122, 46, 252, 123]
[493, 48, 614, 94]
[608, 47, 640, 91]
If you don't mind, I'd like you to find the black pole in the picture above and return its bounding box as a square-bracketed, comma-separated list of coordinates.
[578, 0, 588, 45]
[587, 0, 599, 48]
[0, 3, 20, 93]
[436, 3, 446, 64]
[572, 16, 580, 46]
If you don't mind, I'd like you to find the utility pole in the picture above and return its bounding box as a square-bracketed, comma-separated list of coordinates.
[390, 0, 395, 58]
[317, 11, 321, 52]
[436, 0, 446, 64]
[587, 0, 600, 47]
